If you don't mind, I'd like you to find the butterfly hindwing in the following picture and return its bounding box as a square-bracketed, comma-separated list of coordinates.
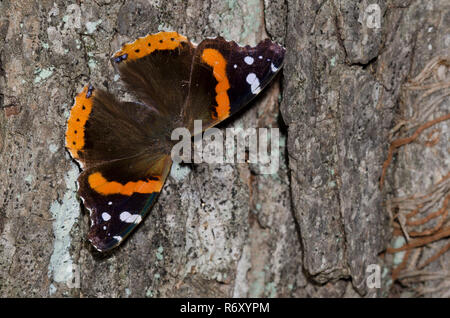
[65, 85, 170, 168]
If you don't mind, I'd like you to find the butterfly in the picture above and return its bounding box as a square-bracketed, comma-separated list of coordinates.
[65, 31, 285, 252]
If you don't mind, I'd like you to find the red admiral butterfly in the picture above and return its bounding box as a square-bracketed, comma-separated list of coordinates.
[65, 32, 285, 252]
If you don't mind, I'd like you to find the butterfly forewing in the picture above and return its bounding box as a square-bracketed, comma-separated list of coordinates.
[113, 32, 195, 120]
[184, 37, 285, 131]
[78, 153, 171, 252]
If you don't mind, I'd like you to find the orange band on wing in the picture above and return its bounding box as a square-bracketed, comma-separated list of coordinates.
[201, 48, 230, 120]
[88, 172, 162, 196]
[65, 85, 94, 159]
[113, 31, 188, 62]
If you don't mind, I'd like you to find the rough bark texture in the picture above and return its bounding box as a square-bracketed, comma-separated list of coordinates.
[0, 0, 448, 297]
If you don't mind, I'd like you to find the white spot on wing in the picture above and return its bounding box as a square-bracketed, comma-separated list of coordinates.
[246, 73, 256, 84]
[113, 236, 122, 241]
[119, 211, 142, 224]
[233, 64, 237, 69]
[244, 56, 254, 65]
[101, 212, 111, 221]
[271, 62, 279, 73]
[246, 73, 261, 94]
[108, 201, 112, 205]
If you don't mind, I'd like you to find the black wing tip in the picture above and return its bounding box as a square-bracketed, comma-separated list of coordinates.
[88, 232, 122, 253]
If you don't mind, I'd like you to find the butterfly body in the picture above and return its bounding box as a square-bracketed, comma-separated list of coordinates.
[65, 32, 285, 252]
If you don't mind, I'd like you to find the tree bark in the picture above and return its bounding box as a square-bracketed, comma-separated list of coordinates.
[0, 0, 448, 297]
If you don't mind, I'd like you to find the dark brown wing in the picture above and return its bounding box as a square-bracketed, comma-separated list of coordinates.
[113, 31, 195, 121]
[65, 86, 168, 168]
[183, 37, 285, 132]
